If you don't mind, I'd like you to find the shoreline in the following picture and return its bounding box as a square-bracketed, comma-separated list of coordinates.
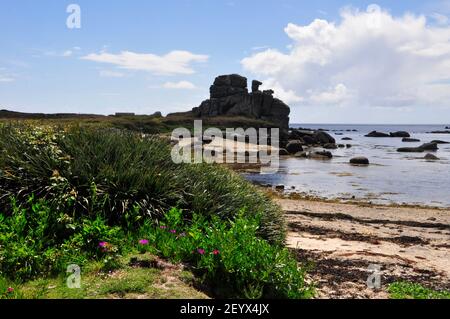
[265, 188, 450, 211]
[269, 192, 450, 299]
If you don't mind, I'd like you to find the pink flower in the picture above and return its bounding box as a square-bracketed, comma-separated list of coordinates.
[7, 287, 14, 293]
[160, 225, 167, 229]
[99, 241, 108, 248]
[212, 249, 220, 255]
[169, 230, 177, 234]
[197, 249, 205, 255]
[138, 239, 149, 245]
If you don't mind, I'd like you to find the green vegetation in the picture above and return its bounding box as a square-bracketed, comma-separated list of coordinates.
[1, 253, 208, 299]
[0, 124, 284, 244]
[0, 123, 311, 299]
[388, 282, 450, 299]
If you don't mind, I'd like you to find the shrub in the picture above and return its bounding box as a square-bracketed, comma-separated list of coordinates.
[0, 125, 285, 244]
[388, 282, 450, 299]
[0, 197, 125, 281]
[142, 208, 313, 299]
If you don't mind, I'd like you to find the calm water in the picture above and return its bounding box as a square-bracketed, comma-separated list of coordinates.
[243, 124, 450, 207]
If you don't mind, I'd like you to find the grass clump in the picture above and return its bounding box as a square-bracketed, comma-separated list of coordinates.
[0, 124, 285, 244]
[388, 282, 450, 299]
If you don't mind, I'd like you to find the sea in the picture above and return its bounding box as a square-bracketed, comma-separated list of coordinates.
[242, 124, 450, 208]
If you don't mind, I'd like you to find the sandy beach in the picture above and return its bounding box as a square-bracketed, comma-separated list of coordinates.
[275, 197, 450, 298]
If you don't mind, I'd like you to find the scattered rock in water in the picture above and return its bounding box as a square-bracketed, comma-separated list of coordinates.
[424, 153, 439, 160]
[428, 130, 450, 134]
[350, 157, 370, 165]
[286, 140, 304, 154]
[323, 143, 338, 149]
[294, 151, 308, 158]
[402, 137, 420, 142]
[398, 142, 438, 152]
[390, 131, 410, 138]
[309, 151, 333, 159]
[420, 142, 439, 151]
[365, 131, 390, 137]
[338, 144, 346, 148]
[275, 184, 285, 191]
[279, 148, 290, 156]
[302, 135, 316, 145]
[346, 144, 352, 148]
[313, 131, 336, 144]
[397, 147, 424, 153]
[342, 137, 353, 141]
[431, 140, 450, 144]
[335, 133, 344, 135]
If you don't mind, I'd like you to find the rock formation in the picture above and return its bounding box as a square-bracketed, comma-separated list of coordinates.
[192, 74, 290, 131]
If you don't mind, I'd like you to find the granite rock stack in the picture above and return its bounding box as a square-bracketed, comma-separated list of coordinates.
[192, 74, 290, 131]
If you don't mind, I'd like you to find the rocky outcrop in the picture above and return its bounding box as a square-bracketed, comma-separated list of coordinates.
[192, 74, 290, 131]
[402, 138, 420, 142]
[365, 131, 390, 137]
[286, 141, 304, 154]
[390, 131, 410, 138]
[397, 142, 438, 153]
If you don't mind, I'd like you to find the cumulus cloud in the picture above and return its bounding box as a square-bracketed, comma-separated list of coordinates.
[241, 4, 450, 109]
[162, 81, 197, 89]
[82, 50, 209, 76]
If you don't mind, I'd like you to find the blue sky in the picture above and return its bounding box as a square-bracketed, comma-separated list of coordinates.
[1, 0, 450, 123]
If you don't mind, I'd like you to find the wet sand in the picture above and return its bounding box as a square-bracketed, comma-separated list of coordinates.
[276, 197, 450, 299]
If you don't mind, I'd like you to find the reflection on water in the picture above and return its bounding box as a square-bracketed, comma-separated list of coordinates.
[242, 124, 450, 207]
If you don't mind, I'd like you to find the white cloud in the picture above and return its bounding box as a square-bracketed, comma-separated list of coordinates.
[0, 76, 14, 83]
[99, 70, 126, 78]
[241, 4, 450, 109]
[162, 81, 197, 89]
[309, 84, 351, 105]
[62, 50, 73, 57]
[82, 50, 209, 76]
[0, 69, 15, 82]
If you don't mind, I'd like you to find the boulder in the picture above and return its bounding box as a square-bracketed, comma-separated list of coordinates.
[323, 143, 338, 149]
[342, 137, 353, 141]
[365, 131, 390, 137]
[424, 153, 439, 160]
[275, 184, 285, 191]
[286, 141, 304, 154]
[402, 138, 420, 142]
[279, 148, 290, 156]
[251, 80, 263, 93]
[397, 147, 424, 153]
[346, 144, 352, 148]
[314, 131, 336, 144]
[390, 131, 410, 138]
[338, 144, 346, 148]
[431, 140, 450, 144]
[302, 135, 316, 145]
[309, 151, 333, 159]
[294, 151, 308, 158]
[420, 142, 438, 151]
[350, 157, 369, 165]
